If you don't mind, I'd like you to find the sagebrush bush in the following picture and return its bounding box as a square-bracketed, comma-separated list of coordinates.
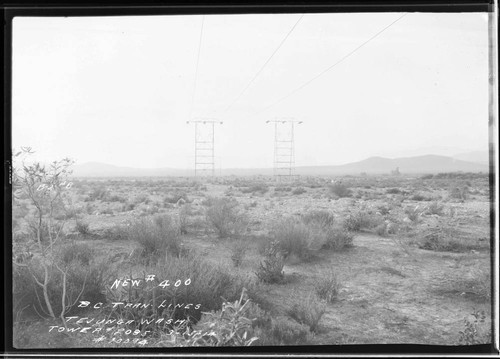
[301, 210, 335, 228]
[126, 214, 181, 259]
[314, 271, 341, 303]
[256, 240, 285, 284]
[342, 211, 376, 232]
[272, 219, 324, 261]
[322, 226, 354, 250]
[205, 197, 246, 238]
[329, 182, 352, 198]
[287, 294, 326, 332]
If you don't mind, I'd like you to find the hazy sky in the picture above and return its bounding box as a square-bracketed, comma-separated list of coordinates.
[12, 12, 489, 169]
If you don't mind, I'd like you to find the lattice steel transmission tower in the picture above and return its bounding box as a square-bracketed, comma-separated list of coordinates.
[187, 119, 223, 177]
[266, 118, 303, 182]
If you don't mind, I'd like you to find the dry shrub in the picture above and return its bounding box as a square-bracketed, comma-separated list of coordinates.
[126, 214, 181, 259]
[322, 226, 354, 250]
[230, 240, 248, 267]
[205, 197, 246, 239]
[329, 182, 352, 198]
[255, 240, 285, 284]
[314, 270, 341, 303]
[253, 316, 311, 346]
[287, 294, 326, 333]
[417, 226, 487, 252]
[301, 209, 335, 228]
[342, 211, 379, 232]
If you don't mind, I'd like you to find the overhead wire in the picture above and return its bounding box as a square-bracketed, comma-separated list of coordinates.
[220, 14, 304, 116]
[252, 13, 408, 117]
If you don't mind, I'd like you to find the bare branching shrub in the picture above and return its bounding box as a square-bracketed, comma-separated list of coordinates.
[256, 240, 285, 284]
[12, 148, 83, 321]
[287, 294, 326, 333]
[314, 271, 341, 303]
[205, 197, 246, 239]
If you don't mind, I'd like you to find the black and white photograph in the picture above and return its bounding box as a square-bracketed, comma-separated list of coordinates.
[5, 2, 498, 355]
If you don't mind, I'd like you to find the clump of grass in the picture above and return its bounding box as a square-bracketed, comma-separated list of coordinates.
[314, 271, 341, 303]
[205, 197, 246, 239]
[329, 182, 352, 198]
[287, 294, 326, 333]
[255, 240, 285, 284]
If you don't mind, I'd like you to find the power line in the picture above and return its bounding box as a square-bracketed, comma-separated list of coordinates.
[253, 13, 408, 117]
[221, 14, 304, 116]
[189, 15, 205, 120]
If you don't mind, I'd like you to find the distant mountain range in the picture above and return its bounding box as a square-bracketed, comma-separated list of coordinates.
[71, 151, 488, 177]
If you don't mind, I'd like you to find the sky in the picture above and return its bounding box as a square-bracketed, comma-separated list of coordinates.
[12, 12, 490, 169]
